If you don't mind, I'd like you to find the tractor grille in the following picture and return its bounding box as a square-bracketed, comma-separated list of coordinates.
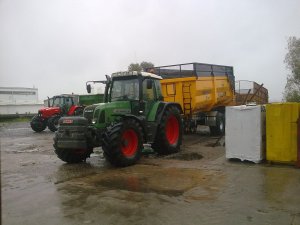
[83, 105, 97, 124]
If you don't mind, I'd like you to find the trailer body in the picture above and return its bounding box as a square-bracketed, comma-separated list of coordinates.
[147, 63, 235, 134]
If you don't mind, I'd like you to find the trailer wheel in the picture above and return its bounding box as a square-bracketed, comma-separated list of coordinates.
[53, 136, 93, 163]
[102, 118, 143, 167]
[48, 115, 61, 132]
[30, 115, 47, 132]
[152, 106, 182, 154]
[210, 112, 225, 136]
[184, 118, 197, 134]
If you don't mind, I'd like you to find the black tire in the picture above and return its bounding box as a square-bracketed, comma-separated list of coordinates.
[53, 136, 93, 163]
[30, 115, 47, 132]
[48, 115, 61, 132]
[102, 119, 143, 167]
[209, 112, 225, 136]
[151, 106, 182, 154]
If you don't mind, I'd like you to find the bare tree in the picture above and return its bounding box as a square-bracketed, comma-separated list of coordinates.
[283, 37, 300, 102]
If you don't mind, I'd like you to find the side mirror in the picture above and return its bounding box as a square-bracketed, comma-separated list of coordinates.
[86, 84, 91, 93]
[146, 80, 152, 89]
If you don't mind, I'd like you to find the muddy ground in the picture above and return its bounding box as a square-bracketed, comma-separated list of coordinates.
[1, 122, 300, 225]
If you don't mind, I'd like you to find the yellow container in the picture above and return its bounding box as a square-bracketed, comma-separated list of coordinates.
[266, 103, 300, 163]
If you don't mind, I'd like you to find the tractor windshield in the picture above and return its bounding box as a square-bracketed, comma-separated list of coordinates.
[51, 96, 74, 107]
[52, 97, 63, 107]
[111, 78, 139, 102]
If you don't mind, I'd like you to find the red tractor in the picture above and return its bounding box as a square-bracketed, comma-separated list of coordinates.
[30, 94, 84, 132]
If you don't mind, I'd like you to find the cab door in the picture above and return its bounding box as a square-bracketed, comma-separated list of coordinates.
[142, 78, 157, 118]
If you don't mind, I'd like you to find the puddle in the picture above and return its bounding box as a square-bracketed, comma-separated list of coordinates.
[57, 165, 225, 199]
[166, 152, 203, 161]
[98, 176, 184, 196]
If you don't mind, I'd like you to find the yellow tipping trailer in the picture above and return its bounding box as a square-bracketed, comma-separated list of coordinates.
[147, 63, 235, 134]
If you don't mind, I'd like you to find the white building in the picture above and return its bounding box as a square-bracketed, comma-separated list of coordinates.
[0, 87, 44, 116]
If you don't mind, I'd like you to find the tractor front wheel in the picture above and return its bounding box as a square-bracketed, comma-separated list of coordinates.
[152, 106, 182, 154]
[30, 115, 47, 132]
[102, 119, 143, 167]
[48, 115, 61, 132]
[53, 136, 93, 163]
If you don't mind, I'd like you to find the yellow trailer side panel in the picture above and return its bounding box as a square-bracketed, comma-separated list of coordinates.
[266, 103, 299, 163]
[160, 75, 234, 115]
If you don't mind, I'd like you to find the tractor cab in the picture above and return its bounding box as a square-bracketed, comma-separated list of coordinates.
[49, 95, 75, 107]
[84, 71, 164, 124]
[50, 95, 75, 114]
[109, 71, 163, 99]
[86, 71, 163, 102]
[108, 71, 164, 116]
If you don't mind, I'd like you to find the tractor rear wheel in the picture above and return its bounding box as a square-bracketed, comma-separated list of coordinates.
[152, 106, 182, 154]
[102, 119, 143, 167]
[30, 115, 47, 132]
[53, 136, 93, 163]
[48, 115, 61, 132]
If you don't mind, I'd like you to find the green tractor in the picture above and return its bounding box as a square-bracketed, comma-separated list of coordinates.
[53, 71, 183, 167]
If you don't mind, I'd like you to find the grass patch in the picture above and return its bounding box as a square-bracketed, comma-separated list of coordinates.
[0, 116, 32, 123]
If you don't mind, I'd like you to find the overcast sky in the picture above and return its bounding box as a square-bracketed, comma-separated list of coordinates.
[1, 0, 300, 101]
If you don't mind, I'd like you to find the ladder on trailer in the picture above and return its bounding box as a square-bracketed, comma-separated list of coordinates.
[182, 83, 192, 117]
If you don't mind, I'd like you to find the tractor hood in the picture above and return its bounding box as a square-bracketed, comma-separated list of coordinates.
[39, 107, 61, 118]
[83, 101, 132, 127]
[100, 101, 131, 117]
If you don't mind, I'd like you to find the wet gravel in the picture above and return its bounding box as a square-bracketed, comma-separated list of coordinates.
[1, 122, 300, 225]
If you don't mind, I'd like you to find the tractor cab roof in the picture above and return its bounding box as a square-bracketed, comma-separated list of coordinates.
[111, 71, 162, 80]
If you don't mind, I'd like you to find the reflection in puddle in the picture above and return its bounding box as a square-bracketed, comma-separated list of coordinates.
[54, 165, 225, 224]
[166, 152, 203, 161]
[99, 176, 184, 196]
[56, 165, 225, 199]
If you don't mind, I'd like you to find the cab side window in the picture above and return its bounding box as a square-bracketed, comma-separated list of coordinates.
[65, 97, 73, 107]
[142, 79, 155, 101]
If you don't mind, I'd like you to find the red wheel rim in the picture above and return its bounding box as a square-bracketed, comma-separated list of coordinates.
[166, 115, 179, 145]
[121, 129, 138, 157]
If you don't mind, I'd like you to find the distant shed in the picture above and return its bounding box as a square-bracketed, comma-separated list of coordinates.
[0, 87, 44, 117]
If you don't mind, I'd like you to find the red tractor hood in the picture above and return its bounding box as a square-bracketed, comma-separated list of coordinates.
[39, 107, 61, 118]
